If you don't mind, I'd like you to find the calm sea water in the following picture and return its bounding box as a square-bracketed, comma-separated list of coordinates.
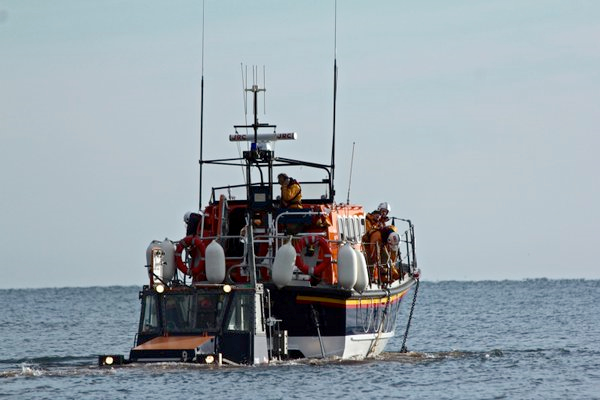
[1, 280, 599, 399]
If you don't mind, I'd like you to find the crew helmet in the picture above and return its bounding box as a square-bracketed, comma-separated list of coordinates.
[377, 202, 391, 214]
[183, 211, 193, 224]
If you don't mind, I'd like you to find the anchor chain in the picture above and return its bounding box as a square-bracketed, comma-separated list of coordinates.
[400, 278, 420, 353]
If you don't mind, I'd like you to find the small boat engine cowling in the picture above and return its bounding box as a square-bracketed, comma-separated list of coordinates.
[338, 243, 358, 290]
[272, 242, 296, 288]
[205, 240, 226, 283]
[146, 239, 176, 283]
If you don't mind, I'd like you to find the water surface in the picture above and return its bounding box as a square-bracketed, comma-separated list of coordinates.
[1, 280, 598, 399]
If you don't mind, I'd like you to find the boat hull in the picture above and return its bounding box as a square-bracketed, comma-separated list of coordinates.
[265, 277, 417, 359]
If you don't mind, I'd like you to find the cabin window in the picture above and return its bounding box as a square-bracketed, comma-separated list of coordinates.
[194, 293, 225, 330]
[338, 215, 367, 242]
[164, 294, 195, 332]
[352, 216, 360, 240]
[162, 292, 225, 333]
[347, 217, 355, 241]
[140, 294, 160, 334]
[225, 292, 253, 332]
[358, 217, 365, 238]
[337, 216, 345, 241]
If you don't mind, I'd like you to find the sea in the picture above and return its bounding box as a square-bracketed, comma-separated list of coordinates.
[1, 279, 598, 399]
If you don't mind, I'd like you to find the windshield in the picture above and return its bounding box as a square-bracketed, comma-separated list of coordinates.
[162, 291, 226, 333]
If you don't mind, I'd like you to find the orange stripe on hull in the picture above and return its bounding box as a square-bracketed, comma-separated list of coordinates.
[296, 289, 409, 308]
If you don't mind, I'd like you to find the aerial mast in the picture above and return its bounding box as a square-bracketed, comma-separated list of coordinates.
[198, 0, 206, 210]
[330, 0, 338, 201]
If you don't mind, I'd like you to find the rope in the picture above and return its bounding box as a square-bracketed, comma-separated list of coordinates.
[310, 305, 326, 358]
[400, 278, 420, 353]
[366, 290, 391, 357]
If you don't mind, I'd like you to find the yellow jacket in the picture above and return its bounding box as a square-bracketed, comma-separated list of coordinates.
[281, 179, 302, 208]
[365, 210, 387, 232]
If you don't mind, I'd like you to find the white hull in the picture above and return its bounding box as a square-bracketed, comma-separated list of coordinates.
[288, 331, 394, 359]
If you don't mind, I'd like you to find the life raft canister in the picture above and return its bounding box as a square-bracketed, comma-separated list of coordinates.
[175, 235, 207, 276]
[294, 235, 332, 276]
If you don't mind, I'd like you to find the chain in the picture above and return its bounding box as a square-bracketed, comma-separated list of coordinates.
[400, 278, 420, 353]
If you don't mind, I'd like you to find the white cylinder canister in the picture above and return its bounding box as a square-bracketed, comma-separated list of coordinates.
[271, 242, 296, 288]
[353, 248, 369, 293]
[205, 240, 226, 283]
[337, 243, 357, 290]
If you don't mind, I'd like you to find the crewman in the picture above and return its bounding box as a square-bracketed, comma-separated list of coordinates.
[184, 211, 201, 236]
[277, 173, 302, 209]
[365, 202, 391, 233]
[364, 202, 392, 265]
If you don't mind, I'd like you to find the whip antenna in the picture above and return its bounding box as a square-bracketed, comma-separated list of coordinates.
[198, 0, 206, 210]
[241, 63, 248, 118]
[346, 142, 355, 204]
[237, 63, 249, 182]
[330, 0, 338, 201]
[263, 65, 266, 115]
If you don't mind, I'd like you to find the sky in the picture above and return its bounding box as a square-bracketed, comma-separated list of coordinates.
[1, 0, 599, 289]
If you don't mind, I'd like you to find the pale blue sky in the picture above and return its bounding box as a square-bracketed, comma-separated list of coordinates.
[1, 1, 599, 288]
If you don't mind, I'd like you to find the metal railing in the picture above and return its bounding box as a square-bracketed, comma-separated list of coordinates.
[177, 211, 417, 287]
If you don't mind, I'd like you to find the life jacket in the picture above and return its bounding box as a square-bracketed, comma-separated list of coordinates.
[365, 210, 384, 232]
[282, 177, 302, 208]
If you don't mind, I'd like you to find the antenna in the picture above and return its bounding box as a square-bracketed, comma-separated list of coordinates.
[245, 67, 266, 145]
[331, 0, 338, 201]
[237, 64, 249, 183]
[241, 63, 248, 117]
[346, 142, 355, 204]
[198, 0, 206, 210]
[263, 65, 266, 115]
